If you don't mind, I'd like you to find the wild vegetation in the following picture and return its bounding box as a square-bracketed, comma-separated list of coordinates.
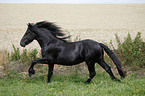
[0, 32, 145, 96]
[108, 32, 145, 68]
[112, 32, 145, 67]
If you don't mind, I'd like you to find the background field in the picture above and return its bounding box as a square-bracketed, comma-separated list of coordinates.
[0, 4, 145, 51]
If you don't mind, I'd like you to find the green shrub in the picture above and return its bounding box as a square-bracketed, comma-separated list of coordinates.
[10, 44, 20, 61]
[3, 45, 39, 72]
[110, 32, 145, 68]
[9, 44, 38, 64]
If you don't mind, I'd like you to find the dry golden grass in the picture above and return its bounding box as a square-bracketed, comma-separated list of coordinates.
[0, 50, 8, 77]
[0, 50, 8, 66]
[0, 4, 145, 51]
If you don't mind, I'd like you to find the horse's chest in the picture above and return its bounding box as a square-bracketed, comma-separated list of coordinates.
[41, 48, 59, 58]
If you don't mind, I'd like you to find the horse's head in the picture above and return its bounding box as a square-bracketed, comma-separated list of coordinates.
[20, 23, 37, 47]
[20, 21, 69, 47]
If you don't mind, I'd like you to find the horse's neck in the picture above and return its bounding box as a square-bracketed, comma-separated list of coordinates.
[36, 32, 63, 48]
[36, 36, 49, 48]
[33, 28, 64, 48]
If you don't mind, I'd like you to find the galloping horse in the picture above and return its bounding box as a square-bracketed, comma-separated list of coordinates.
[20, 21, 126, 83]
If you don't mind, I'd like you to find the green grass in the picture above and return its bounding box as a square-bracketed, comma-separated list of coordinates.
[0, 68, 145, 96]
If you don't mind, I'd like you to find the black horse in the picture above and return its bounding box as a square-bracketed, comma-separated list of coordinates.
[20, 21, 126, 83]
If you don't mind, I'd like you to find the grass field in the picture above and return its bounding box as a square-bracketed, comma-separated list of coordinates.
[0, 67, 145, 96]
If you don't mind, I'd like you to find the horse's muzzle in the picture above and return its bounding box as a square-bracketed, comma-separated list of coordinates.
[20, 42, 26, 47]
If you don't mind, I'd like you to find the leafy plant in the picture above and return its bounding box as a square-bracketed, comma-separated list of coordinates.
[110, 32, 145, 68]
[9, 44, 38, 64]
[11, 44, 20, 61]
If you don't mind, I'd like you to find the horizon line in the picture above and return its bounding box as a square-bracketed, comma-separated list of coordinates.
[1, 2, 145, 4]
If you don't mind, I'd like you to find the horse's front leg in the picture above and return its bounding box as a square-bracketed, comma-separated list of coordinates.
[47, 64, 54, 83]
[28, 58, 49, 77]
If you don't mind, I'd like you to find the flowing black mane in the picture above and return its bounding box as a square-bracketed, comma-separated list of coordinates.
[35, 21, 69, 41]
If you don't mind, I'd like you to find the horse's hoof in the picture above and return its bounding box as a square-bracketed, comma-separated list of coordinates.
[84, 81, 90, 84]
[84, 82, 88, 84]
[114, 79, 121, 82]
[47, 81, 50, 83]
[28, 69, 35, 78]
[29, 73, 32, 77]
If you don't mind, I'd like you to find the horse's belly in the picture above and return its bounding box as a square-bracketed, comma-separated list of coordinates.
[55, 56, 84, 66]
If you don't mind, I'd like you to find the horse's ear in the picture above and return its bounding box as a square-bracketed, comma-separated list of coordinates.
[27, 23, 33, 28]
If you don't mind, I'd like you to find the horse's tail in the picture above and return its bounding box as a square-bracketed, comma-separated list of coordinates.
[99, 43, 126, 78]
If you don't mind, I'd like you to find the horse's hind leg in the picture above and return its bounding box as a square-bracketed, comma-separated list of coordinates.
[98, 60, 120, 82]
[85, 61, 96, 84]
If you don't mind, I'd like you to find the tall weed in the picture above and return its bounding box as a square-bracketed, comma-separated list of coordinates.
[4, 45, 39, 72]
[10, 44, 38, 64]
[110, 32, 145, 68]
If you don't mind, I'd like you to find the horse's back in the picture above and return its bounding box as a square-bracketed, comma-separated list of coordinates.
[81, 39, 103, 61]
[81, 39, 101, 50]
